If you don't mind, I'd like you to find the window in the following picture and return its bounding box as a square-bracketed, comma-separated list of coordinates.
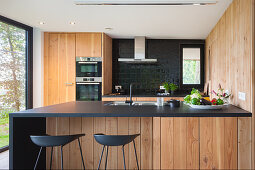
[180, 44, 204, 89]
[0, 15, 33, 150]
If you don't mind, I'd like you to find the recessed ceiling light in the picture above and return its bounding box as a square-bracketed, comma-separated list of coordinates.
[105, 27, 113, 31]
[70, 21, 76, 25]
[193, 3, 201, 5]
[39, 21, 45, 25]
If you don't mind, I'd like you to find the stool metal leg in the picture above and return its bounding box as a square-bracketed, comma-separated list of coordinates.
[34, 147, 43, 170]
[60, 146, 64, 170]
[98, 145, 105, 170]
[122, 145, 126, 170]
[105, 146, 109, 170]
[50, 147, 53, 170]
[78, 138, 86, 170]
[133, 140, 139, 170]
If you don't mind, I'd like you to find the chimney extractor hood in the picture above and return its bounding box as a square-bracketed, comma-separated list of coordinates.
[118, 37, 157, 63]
[74, 0, 218, 5]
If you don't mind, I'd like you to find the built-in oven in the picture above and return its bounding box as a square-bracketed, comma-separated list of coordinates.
[76, 57, 102, 77]
[76, 77, 102, 101]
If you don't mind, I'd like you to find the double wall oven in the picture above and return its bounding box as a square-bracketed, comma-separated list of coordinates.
[76, 57, 102, 101]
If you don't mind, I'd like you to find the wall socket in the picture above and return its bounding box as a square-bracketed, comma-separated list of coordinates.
[238, 92, 246, 101]
[115, 86, 122, 90]
[160, 86, 165, 90]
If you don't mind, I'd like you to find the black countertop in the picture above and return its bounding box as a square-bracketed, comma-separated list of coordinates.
[10, 101, 251, 118]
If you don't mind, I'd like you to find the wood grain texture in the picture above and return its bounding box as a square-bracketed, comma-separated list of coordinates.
[128, 117, 141, 170]
[76, 33, 102, 57]
[105, 117, 118, 169]
[102, 33, 112, 95]
[161, 117, 174, 169]
[69, 117, 82, 169]
[117, 117, 129, 170]
[140, 117, 153, 169]
[205, 1, 254, 168]
[81, 117, 94, 169]
[153, 117, 161, 170]
[186, 117, 199, 170]
[46, 117, 241, 170]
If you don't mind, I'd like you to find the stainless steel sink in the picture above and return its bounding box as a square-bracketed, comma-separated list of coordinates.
[105, 101, 157, 106]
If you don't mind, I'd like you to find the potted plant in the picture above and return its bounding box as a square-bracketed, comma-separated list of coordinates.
[163, 82, 171, 93]
[169, 83, 178, 94]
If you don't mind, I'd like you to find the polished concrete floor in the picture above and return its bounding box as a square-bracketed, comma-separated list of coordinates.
[0, 150, 9, 169]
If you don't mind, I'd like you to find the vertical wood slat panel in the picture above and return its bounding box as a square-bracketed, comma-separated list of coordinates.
[128, 117, 141, 170]
[161, 117, 174, 169]
[43, 33, 49, 106]
[187, 118, 199, 170]
[118, 118, 129, 170]
[225, 117, 237, 169]
[56, 118, 70, 169]
[93, 117, 106, 169]
[153, 117, 161, 170]
[81, 117, 94, 169]
[141, 117, 153, 169]
[173, 118, 187, 169]
[46, 117, 57, 169]
[105, 117, 118, 169]
[205, 0, 253, 167]
[212, 118, 225, 169]
[69, 118, 82, 169]
[200, 118, 213, 169]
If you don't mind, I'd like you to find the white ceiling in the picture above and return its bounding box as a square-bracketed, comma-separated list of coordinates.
[0, 0, 232, 39]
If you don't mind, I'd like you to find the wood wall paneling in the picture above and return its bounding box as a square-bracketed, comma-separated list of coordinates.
[205, 0, 254, 168]
[102, 33, 113, 95]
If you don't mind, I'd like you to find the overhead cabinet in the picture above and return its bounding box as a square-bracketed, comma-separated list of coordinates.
[76, 33, 102, 57]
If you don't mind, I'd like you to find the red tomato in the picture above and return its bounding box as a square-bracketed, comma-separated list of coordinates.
[211, 98, 217, 105]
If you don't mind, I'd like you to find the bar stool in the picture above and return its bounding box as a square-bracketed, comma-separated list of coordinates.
[94, 133, 140, 170]
[30, 134, 86, 170]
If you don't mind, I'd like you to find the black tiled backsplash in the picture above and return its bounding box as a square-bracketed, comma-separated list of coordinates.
[112, 39, 205, 95]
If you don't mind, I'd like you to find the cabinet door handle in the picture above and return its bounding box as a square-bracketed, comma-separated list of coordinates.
[65, 83, 73, 86]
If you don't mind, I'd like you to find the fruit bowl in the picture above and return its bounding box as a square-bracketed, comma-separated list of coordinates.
[186, 103, 228, 110]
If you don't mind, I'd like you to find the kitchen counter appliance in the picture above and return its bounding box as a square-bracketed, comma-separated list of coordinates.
[76, 57, 102, 101]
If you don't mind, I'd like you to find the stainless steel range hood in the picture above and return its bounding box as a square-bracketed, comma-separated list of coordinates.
[118, 37, 157, 63]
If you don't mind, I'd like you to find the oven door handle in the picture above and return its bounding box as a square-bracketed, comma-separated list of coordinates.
[76, 82, 100, 85]
[78, 61, 98, 64]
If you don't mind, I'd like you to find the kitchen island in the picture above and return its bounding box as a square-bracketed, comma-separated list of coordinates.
[9, 101, 251, 169]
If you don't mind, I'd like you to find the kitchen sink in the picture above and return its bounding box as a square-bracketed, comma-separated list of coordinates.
[105, 101, 157, 106]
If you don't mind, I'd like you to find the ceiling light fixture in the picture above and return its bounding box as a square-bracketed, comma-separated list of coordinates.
[105, 27, 113, 31]
[74, 0, 218, 6]
[39, 21, 45, 25]
[70, 21, 76, 25]
[193, 3, 201, 5]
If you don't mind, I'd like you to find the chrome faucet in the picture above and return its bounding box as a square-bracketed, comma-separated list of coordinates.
[125, 83, 136, 105]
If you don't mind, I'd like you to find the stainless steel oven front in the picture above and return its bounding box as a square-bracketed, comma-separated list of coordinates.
[76, 57, 102, 77]
[76, 77, 102, 101]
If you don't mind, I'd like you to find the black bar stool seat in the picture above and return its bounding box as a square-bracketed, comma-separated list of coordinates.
[30, 134, 86, 170]
[94, 133, 140, 170]
[94, 133, 140, 146]
[30, 134, 85, 147]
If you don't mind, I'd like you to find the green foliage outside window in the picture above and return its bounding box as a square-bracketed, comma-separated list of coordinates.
[183, 60, 200, 84]
[0, 21, 26, 148]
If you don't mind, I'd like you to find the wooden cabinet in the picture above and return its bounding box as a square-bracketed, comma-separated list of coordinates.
[76, 33, 102, 57]
[44, 33, 76, 106]
[47, 117, 238, 169]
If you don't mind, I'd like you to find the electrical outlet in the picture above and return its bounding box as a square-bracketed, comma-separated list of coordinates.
[238, 92, 246, 101]
[115, 86, 122, 90]
[160, 86, 165, 90]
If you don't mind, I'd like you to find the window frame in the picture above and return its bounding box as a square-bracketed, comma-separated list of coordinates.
[0, 15, 33, 109]
[180, 44, 204, 90]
